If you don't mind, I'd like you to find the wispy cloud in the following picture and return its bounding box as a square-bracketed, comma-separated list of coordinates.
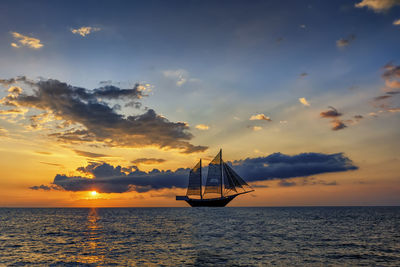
[71, 26, 101, 37]
[34, 151, 52, 155]
[278, 177, 338, 187]
[39, 162, 64, 167]
[249, 113, 271, 121]
[387, 107, 400, 112]
[131, 158, 166, 165]
[394, 19, 400, 25]
[336, 34, 356, 47]
[355, 0, 400, 12]
[74, 150, 111, 158]
[195, 124, 209, 130]
[299, 97, 310, 106]
[252, 126, 262, 131]
[0, 127, 8, 137]
[162, 69, 197, 87]
[10, 32, 43, 49]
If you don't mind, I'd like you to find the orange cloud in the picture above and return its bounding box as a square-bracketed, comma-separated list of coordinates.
[11, 32, 43, 49]
[249, 113, 271, 121]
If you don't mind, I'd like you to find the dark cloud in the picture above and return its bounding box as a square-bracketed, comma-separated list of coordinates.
[382, 63, 400, 80]
[131, 158, 166, 165]
[374, 95, 392, 101]
[299, 72, 308, 78]
[53, 163, 189, 193]
[74, 149, 111, 158]
[320, 107, 347, 131]
[230, 152, 357, 182]
[278, 180, 296, 187]
[29, 184, 61, 191]
[0, 77, 207, 154]
[320, 106, 342, 118]
[354, 115, 363, 120]
[386, 91, 400, 95]
[33, 152, 357, 193]
[331, 119, 347, 131]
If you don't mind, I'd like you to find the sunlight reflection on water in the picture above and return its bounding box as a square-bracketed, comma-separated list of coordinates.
[0, 207, 399, 266]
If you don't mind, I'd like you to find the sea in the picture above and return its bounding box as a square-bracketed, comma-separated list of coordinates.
[0, 207, 399, 266]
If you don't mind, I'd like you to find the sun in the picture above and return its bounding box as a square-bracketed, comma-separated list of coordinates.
[91, 191, 97, 196]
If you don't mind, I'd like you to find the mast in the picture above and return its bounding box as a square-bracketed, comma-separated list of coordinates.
[200, 159, 203, 200]
[220, 149, 223, 198]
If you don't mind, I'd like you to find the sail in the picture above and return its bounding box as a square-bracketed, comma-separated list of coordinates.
[223, 163, 237, 193]
[223, 163, 250, 190]
[186, 160, 202, 196]
[204, 150, 222, 195]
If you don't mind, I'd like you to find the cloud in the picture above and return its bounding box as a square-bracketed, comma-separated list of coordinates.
[369, 112, 378, 117]
[387, 107, 400, 112]
[33, 152, 357, 193]
[278, 180, 297, 187]
[382, 63, 400, 80]
[35, 151, 52, 155]
[0, 108, 25, 114]
[195, 124, 209, 130]
[331, 119, 347, 131]
[354, 115, 364, 120]
[299, 97, 310, 106]
[394, 19, 400, 25]
[249, 113, 271, 121]
[231, 152, 357, 182]
[355, 0, 400, 12]
[0, 77, 207, 154]
[39, 162, 64, 167]
[0, 127, 8, 137]
[374, 95, 392, 101]
[320, 107, 348, 131]
[336, 34, 356, 47]
[11, 32, 43, 49]
[131, 158, 166, 165]
[278, 177, 338, 187]
[385, 80, 400, 89]
[320, 106, 342, 118]
[71, 26, 101, 37]
[252, 126, 262, 131]
[29, 184, 61, 191]
[74, 150, 111, 158]
[162, 69, 192, 87]
[374, 63, 400, 112]
[299, 72, 308, 78]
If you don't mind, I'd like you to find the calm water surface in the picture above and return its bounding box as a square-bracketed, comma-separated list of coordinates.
[0, 207, 399, 266]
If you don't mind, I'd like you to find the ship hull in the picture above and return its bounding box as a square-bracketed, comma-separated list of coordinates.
[185, 195, 237, 207]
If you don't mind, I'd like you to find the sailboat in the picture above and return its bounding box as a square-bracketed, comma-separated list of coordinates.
[176, 149, 254, 207]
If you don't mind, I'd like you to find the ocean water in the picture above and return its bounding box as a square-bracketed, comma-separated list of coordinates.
[0, 207, 399, 266]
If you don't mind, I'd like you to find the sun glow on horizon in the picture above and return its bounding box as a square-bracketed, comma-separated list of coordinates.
[91, 191, 97, 196]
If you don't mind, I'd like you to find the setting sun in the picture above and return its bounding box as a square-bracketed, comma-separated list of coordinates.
[91, 191, 97, 196]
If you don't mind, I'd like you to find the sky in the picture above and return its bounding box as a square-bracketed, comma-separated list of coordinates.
[0, 0, 399, 207]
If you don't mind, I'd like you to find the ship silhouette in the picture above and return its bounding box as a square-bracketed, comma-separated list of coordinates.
[176, 149, 254, 207]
